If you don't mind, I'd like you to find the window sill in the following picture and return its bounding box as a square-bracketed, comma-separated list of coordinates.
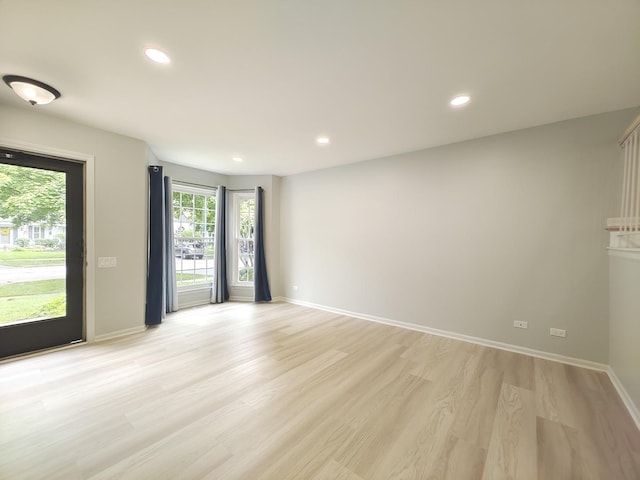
[177, 285, 211, 293]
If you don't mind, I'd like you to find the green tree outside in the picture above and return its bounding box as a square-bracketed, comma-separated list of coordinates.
[173, 191, 216, 238]
[0, 164, 66, 228]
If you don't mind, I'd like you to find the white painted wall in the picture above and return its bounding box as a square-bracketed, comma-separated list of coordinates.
[0, 103, 147, 338]
[280, 108, 639, 363]
[609, 251, 640, 413]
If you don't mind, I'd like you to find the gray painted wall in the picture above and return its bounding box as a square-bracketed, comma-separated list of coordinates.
[160, 160, 228, 187]
[1, 103, 147, 337]
[2, 99, 637, 377]
[609, 253, 640, 409]
[280, 108, 639, 363]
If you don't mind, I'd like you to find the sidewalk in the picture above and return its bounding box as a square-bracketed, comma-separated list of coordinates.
[0, 265, 66, 285]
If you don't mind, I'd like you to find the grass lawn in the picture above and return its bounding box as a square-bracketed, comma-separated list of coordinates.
[0, 279, 66, 325]
[0, 250, 65, 267]
[176, 272, 211, 287]
[0, 278, 64, 296]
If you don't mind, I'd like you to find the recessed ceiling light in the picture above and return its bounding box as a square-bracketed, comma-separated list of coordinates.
[316, 136, 330, 145]
[450, 95, 470, 107]
[144, 48, 171, 64]
[232, 157, 243, 162]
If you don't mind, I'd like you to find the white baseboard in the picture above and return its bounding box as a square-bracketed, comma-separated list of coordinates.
[94, 325, 147, 342]
[282, 297, 608, 372]
[606, 367, 640, 430]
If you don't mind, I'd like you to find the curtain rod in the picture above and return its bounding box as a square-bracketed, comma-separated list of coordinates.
[171, 180, 260, 193]
[172, 180, 216, 190]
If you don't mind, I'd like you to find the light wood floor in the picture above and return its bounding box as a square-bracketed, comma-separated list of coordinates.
[1, 302, 639, 479]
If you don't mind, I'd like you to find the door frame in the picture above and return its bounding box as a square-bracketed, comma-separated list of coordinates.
[0, 137, 96, 343]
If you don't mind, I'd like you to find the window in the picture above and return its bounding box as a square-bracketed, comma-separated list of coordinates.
[172, 184, 216, 289]
[233, 193, 255, 286]
[29, 225, 44, 239]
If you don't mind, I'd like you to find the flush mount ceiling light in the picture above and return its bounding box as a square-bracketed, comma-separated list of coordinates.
[2, 75, 61, 105]
[450, 95, 471, 107]
[144, 48, 171, 64]
[232, 157, 243, 163]
[316, 136, 330, 145]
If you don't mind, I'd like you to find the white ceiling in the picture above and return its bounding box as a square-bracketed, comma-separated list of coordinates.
[1, 0, 639, 176]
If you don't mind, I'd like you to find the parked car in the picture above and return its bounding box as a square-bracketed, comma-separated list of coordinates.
[175, 242, 204, 259]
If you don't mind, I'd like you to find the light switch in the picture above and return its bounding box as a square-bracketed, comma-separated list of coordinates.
[98, 257, 117, 268]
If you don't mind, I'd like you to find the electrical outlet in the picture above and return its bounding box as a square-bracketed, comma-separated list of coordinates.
[550, 328, 566, 338]
[513, 320, 528, 329]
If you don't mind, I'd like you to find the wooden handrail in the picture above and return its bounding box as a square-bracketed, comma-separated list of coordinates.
[619, 113, 640, 145]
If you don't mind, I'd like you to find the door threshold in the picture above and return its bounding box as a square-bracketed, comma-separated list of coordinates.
[0, 340, 87, 364]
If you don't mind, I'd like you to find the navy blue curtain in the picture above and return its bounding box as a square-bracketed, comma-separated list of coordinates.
[145, 166, 164, 325]
[254, 187, 271, 302]
[211, 186, 229, 303]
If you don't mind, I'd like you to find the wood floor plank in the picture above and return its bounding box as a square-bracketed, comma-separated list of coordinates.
[355, 343, 481, 479]
[534, 358, 578, 429]
[451, 364, 504, 450]
[0, 302, 638, 480]
[216, 342, 410, 478]
[311, 459, 365, 480]
[428, 435, 486, 480]
[482, 384, 537, 480]
[333, 373, 434, 477]
[536, 416, 591, 480]
[482, 348, 535, 390]
[565, 364, 640, 479]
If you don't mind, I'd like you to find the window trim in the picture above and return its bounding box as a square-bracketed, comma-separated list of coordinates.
[172, 182, 216, 197]
[172, 182, 217, 292]
[231, 192, 255, 288]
